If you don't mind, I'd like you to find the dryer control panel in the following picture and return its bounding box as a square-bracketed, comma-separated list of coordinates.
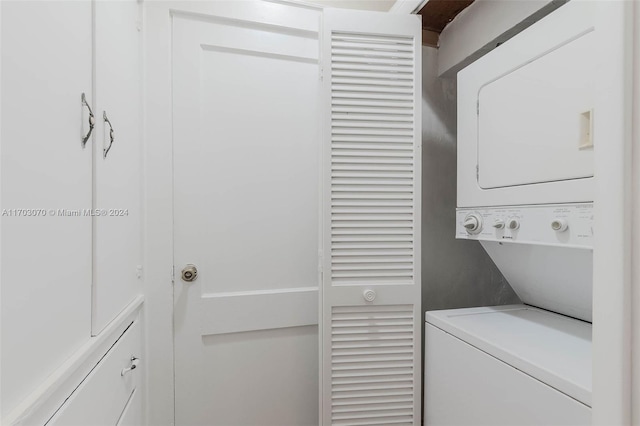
[456, 203, 593, 248]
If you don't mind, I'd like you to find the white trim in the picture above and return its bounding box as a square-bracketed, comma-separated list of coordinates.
[592, 1, 634, 423]
[264, 0, 324, 11]
[5, 297, 144, 426]
[388, 0, 425, 14]
[631, 0, 640, 422]
[200, 288, 318, 335]
[142, 3, 176, 424]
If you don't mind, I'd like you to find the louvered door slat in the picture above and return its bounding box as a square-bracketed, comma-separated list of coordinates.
[322, 9, 421, 426]
[332, 99, 413, 108]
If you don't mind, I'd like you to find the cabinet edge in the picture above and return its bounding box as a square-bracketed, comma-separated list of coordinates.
[4, 296, 144, 426]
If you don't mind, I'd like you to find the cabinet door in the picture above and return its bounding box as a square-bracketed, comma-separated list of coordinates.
[47, 320, 142, 426]
[93, 0, 143, 335]
[0, 0, 93, 418]
[116, 389, 143, 426]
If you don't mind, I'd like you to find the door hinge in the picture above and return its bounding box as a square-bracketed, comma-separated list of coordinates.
[476, 165, 480, 180]
[319, 66, 323, 82]
[171, 265, 175, 284]
[318, 250, 324, 273]
[476, 100, 479, 115]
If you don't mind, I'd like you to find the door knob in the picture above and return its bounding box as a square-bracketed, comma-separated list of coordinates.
[181, 264, 198, 282]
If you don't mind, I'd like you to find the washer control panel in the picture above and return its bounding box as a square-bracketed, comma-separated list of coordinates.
[456, 203, 593, 248]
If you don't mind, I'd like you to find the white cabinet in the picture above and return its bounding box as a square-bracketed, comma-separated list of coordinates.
[93, 0, 143, 335]
[1, 1, 93, 418]
[1, 0, 143, 421]
[48, 319, 143, 426]
[116, 389, 143, 426]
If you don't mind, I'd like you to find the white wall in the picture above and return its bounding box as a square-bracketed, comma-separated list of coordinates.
[308, 0, 395, 11]
[632, 0, 640, 422]
[591, 2, 634, 422]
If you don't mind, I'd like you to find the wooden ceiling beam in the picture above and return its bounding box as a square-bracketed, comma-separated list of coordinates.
[422, 29, 439, 48]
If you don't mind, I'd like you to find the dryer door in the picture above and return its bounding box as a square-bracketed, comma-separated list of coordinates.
[457, 1, 599, 207]
[477, 31, 594, 189]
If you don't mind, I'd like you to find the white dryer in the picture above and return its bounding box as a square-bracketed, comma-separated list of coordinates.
[425, 1, 601, 424]
[457, 1, 596, 208]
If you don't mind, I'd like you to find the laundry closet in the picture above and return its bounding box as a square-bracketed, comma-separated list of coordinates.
[1, 1, 638, 426]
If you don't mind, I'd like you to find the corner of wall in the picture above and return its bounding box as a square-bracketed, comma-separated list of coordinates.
[420, 45, 519, 314]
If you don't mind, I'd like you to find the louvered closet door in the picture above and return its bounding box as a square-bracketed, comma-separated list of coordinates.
[321, 9, 422, 426]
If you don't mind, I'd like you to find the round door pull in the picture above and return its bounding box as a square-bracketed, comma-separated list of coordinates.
[363, 289, 377, 302]
[181, 264, 198, 282]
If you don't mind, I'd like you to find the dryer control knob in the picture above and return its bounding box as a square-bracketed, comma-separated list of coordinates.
[463, 214, 482, 234]
[551, 219, 569, 232]
[493, 220, 505, 229]
[508, 219, 520, 230]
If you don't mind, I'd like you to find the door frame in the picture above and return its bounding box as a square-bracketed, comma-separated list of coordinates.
[142, 1, 323, 424]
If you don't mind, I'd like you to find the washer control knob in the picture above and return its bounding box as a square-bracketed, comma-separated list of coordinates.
[363, 289, 376, 302]
[508, 219, 520, 230]
[463, 214, 482, 234]
[493, 220, 505, 229]
[551, 218, 569, 232]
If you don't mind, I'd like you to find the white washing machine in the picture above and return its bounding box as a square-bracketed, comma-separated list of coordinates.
[425, 305, 591, 425]
[425, 1, 603, 424]
[425, 204, 593, 425]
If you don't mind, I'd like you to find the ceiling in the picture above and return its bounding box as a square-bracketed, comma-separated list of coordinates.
[418, 0, 475, 46]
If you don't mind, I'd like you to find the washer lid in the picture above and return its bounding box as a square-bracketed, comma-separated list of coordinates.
[425, 305, 592, 407]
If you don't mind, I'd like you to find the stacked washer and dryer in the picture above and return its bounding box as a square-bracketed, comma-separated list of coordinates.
[425, 2, 599, 425]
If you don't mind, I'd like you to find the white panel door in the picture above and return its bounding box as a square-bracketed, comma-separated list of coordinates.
[172, 2, 320, 425]
[0, 1, 93, 418]
[93, 0, 143, 335]
[320, 9, 422, 426]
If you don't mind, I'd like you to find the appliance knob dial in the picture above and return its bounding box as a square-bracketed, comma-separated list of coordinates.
[493, 220, 505, 229]
[508, 219, 520, 230]
[551, 218, 569, 232]
[463, 214, 482, 234]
